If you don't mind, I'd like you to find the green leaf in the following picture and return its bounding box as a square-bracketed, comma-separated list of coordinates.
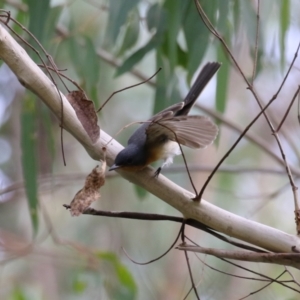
[134, 185, 147, 199]
[67, 36, 100, 104]
[182, 1, 214, 81]
[10, 287, 28, 300]
[96, 252, 137, 300]
[153, 49, 182, 115]
[72, 277, 88, 294]
[146, 3, 167, 32]
[14, 9, 29, 36]
[118, 9, 140, 56]
[82, 36, 100, 87]
[240, 0, 257, 47]
[81, 36, 100, 100]
[169, 76, 182, 104]
[116, 36, 162, 77]
[67, 35, 82, 70]
[26, 0, 50, 42]
[153, 49, 169, 113]
[216, 44, 229, 115]
[21, 96, 38, 232]
[177, 43, 188, 69]
[240, 0, 264, 77]
[162, 0, 182, 70]
[280, 0, 290, 69]
[105, 0, 140, 45]
[43, 5, 63, 47]
[38, 106, 55, 170]
[216, 0, 229, 33]
[116, 3, 167, 76]
[233, 0, 240, 32]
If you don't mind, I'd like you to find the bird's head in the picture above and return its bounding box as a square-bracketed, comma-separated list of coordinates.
[109, 144, 147, 171]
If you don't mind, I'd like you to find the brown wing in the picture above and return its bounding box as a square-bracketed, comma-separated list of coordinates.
[146, 115, 218, 148]
[149, 102, 184, 122]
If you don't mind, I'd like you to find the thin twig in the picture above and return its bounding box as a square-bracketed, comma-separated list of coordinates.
[285, 266, 300, 288]
[122, 222, 184, 265]
[183, 286, 193, 300]
[185, 236, 300, 293]
[222, 258, 300, 293]
[183, 248, 200, 299]
[38, 65, 83, 93]
[96, 68, 161, 113]
[276, 87, 300, 132]
[194, 252, 292, 283]
[239, 271, 286, 300]
[181, 222, 200, 300]
[177, 244, 300, 268]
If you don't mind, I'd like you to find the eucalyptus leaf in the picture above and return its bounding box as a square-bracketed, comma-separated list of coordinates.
[106, 0, 140, 46]
[134, 185, 147, 199]
[182, 1, 211, 81]
[118, 9, 140, 56]
[96, 252, 137, 300]
[10, 287, 28, 300]
[116, 35, 163, 77]
[216, 0, 229, 33]
[21, 96, 38, 232]
[66, 36, 100, 104]
[216, 44, 229, 116]
[43, 5, 63, 48]
[280, 0, 290, 69]
[26, 0, 50, 43]
[162, 0, 182, 70]
[81, 36, 100, 101]
[153, 49, 169, 114]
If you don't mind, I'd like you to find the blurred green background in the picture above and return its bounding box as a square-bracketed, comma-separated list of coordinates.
[0, 0, 300, 299]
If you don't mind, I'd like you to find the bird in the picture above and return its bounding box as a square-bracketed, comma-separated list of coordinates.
[109, 62, 221, 176]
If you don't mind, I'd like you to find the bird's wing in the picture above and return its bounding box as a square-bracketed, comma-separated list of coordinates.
[145, 115, 218, 149]
[149, 102, 184, 122]
[127, 102, 185, 146]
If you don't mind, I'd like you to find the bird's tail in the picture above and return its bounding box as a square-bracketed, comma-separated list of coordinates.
[176, 62, 221, 116]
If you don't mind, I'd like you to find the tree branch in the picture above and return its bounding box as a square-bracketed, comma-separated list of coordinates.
[177, 244, 300, 269]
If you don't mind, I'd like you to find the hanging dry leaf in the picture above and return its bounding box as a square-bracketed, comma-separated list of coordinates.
[66, 90, 100, 143]
[69, 160, 106, 216]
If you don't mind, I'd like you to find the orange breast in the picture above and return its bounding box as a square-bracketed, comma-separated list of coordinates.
[145, 144, 167, 165]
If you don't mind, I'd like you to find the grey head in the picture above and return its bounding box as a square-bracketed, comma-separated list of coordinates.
[109, 144, 148, 171]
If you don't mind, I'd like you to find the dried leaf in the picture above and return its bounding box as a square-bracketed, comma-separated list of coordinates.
[69, 161, 106, 216]
[66, 90, 100, 143]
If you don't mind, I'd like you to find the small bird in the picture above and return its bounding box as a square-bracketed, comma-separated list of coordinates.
[109, 62, 221, 176]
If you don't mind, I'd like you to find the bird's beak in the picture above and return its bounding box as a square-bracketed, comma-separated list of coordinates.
[109, 164, 121, 171]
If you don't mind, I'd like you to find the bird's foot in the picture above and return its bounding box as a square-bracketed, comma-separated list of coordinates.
[154, 167, 162, 178]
